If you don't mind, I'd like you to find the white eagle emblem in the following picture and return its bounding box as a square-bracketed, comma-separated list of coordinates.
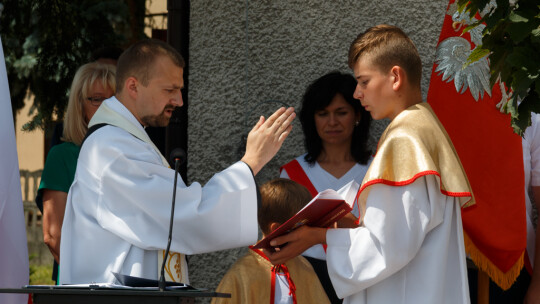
[434, 1, 509, 109]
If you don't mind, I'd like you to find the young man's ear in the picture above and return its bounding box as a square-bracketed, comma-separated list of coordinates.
[390, 66, 405, 91]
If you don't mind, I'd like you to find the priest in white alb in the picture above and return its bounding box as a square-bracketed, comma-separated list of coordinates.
[59, 39, 296, 285]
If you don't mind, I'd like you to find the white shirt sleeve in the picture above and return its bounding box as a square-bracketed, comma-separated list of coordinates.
[60, 108, 259, 284]
[86, 128, 258, 254]
[527, 114, 540, 187]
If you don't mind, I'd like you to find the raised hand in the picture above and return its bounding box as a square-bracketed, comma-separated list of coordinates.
[241, 107, 296, 175]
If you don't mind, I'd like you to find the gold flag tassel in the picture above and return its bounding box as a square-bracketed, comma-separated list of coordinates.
[464, 231, 524, 290]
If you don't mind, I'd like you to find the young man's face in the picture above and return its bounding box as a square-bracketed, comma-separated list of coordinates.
[352, 56, 396, 120]
[136, 55, 184, 127]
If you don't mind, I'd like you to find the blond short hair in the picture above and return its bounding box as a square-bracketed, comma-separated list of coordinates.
[62, 62, 116, 145]
[348, 24, 422, 87]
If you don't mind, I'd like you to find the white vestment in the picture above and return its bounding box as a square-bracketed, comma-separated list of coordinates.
[523, 113, 540, 268]
[326, 175, 470, 304]
[59, 97, 258, 284]
[280, 154, 371, 195]
[280, 154, 371, 260]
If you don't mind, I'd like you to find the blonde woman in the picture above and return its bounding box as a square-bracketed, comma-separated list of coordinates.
[36, 62, 116, 283]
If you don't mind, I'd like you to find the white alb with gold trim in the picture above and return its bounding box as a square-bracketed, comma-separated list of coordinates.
[59, 97, 258, 285]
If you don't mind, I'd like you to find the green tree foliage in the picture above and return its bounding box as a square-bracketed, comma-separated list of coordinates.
[1, 0, 146, 131]
[457, 0, 540, 135]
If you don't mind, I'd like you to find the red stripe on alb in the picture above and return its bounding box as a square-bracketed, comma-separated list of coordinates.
[355, 170, 473, 205]
[249, 246, 269, 261]
[280, 160, 318, 198]
[270, 265, 276, 304]
[249, 246, 297, 304]
[278, 264, 297, 304]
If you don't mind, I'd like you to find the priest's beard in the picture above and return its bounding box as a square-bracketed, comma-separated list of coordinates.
[141, 105, 175, 127]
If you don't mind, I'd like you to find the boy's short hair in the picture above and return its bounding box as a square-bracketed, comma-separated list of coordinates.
[348, 24, 422, 87]
[258, 178, 312, 235]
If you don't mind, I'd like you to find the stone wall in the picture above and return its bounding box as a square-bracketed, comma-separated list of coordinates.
[187, 0, 448, 299]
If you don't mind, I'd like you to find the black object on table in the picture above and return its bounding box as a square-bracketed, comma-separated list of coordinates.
[0, 285, 230, 304]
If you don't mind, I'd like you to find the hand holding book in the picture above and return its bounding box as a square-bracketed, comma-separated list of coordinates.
[253, 180, 359, 251]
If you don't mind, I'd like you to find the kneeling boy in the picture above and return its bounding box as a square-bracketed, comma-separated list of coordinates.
[212, 178, 330, 304]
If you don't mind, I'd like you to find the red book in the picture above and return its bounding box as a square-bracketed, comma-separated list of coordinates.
[252, 181, 358, 250]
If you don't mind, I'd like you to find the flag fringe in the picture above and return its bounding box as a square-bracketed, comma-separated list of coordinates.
[464, 231, 524, 290]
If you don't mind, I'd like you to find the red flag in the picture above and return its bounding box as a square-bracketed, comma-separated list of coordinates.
[427, 0, 526, 289]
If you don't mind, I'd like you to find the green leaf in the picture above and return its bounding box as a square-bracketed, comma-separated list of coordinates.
[483, 3, 507, 29]
[4, 0, 137, 131]
[511, 70, 535, 98]
[457, 0, 477, 19]
[513, 88, 540, 135]
[463, 20, 484, 34]
[466, 47, 490, 67]
[505, 94, 519, 120]
[507, 22, 536, 42]
[509, 11, 529, 23]
[494, 0, 510, 15]
[532, 28, 540, 41]
[506, 47, 540, 73]
[488, 46, 511, 87]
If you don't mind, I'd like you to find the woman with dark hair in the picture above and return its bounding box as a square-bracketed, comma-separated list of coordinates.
[280, 71, 372, 303]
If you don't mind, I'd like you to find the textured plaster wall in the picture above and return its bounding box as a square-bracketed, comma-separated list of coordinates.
[187, 0, 448, 298]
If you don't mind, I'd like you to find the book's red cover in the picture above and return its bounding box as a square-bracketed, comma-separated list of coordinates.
[252, 197, 352, 250]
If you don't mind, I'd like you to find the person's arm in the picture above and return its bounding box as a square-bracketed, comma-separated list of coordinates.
[264, 225, 327, 264]
[336, 213, 359, 228]
[267, 176, 445, 298]
[42, 189, 68, 263]
[525, 115, 540, 304]
[80, 107, 294, 257]
[241, 107, 295, 176]
[525, 186, 540, 304]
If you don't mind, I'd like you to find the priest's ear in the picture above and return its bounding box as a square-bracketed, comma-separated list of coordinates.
[124, 76, 139, 99]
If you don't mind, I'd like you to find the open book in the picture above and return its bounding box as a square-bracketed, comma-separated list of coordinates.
[252, 180, 359, 250]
